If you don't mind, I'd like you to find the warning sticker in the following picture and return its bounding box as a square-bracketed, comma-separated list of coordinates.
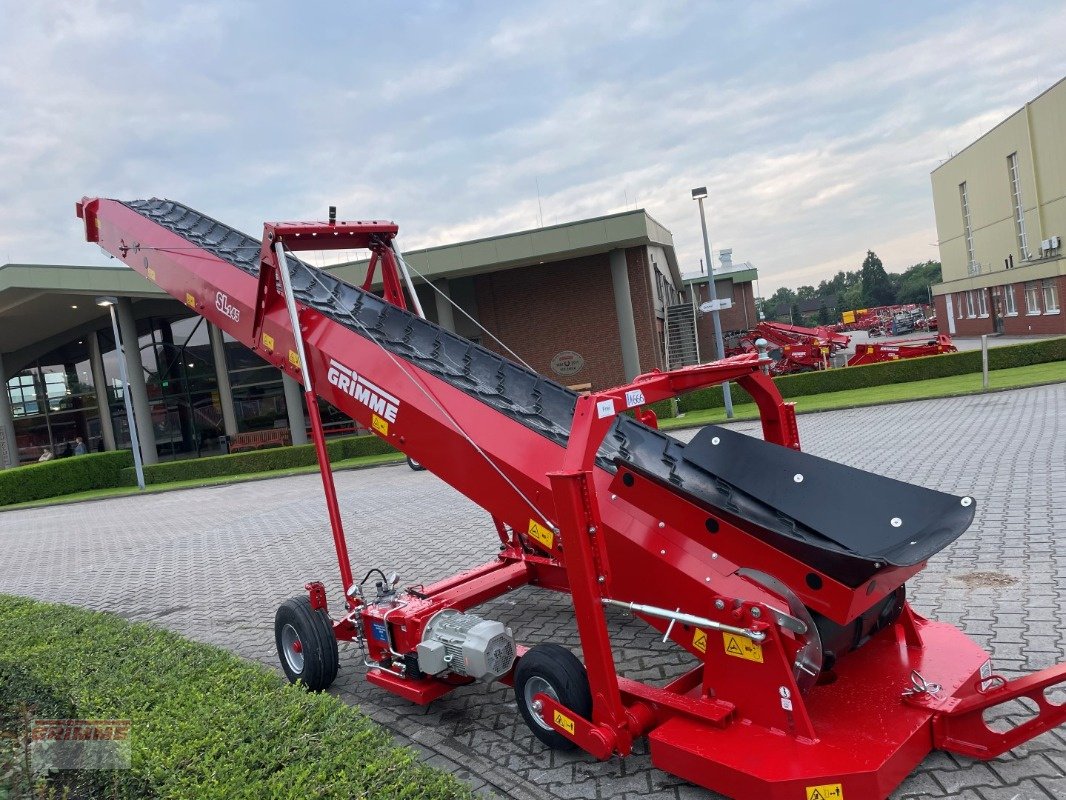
[371, 414, 389, 436]
[288, 350, 301, 368]
[185, 292, 196, 309]
[261, 332, 275, 351]
[528, 519, 554, 551]
[552, 710, 575, 735]
[146, 267, 156, 282]
[805, 784, 843, 800]
[722, 632, 764, 663]
[692, 628, 707, 653]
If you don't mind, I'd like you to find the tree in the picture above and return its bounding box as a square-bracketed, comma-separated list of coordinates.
[817, 301, 831, 325]
[860, 250, 895, 307]
[897, 261, 942, 305]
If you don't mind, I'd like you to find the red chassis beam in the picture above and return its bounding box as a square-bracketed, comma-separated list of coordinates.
[78, 198, 1066, 800]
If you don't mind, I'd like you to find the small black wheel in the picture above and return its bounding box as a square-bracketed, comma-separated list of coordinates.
[514, 643, 592, 750]
[274, 595, 339, 691]
[406, 456, 426, 471]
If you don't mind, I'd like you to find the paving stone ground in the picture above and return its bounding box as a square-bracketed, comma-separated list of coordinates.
[1, 384, 1065, 799]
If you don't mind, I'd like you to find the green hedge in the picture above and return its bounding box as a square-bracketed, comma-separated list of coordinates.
[0, 594, 470, 800]
[120, 434, 397, 487]
[0, 451, 134, 506]
[677, 336, 1066, 412]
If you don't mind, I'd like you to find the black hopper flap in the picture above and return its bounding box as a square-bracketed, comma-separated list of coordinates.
[682, 425, 976, 567]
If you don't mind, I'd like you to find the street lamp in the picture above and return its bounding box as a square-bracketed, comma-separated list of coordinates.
[691, 187, 734, 418]
[95, 296, 145, 490]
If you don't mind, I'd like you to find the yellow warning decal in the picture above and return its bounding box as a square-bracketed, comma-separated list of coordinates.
[371, 414, 389, 436]
[528, 519, 554, 550]
[552, 710, 575, 736]
[805, 784, 843, 800]
[185, 292, 196, 309]
[288, 350, 301, 368]
[723, 632, 764, 663]
[146, 267, 156, 282]
[692, 628, 707, 653]
[261, 332, 274, 351]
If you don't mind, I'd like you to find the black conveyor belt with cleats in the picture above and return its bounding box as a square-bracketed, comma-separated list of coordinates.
[122, 199, 976, 583]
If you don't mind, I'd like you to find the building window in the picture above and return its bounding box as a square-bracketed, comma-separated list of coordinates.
[977, 289, 988, 317]
[1025, 281, 1041, 315]
[960, 182, 978, 275]
[1043, 279, 1060, 313]
[955, 292, 965, 319]
[1003, 284, 1017, 316]
[966, 291, 975, 318]
[1007, 153, 1030, 260]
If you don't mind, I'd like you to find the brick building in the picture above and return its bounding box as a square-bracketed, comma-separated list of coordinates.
[1, 209, 686, 467]
[931, 77, 1064, 336]
[679, 250, 759, 360]
[335, 210, 684, 392]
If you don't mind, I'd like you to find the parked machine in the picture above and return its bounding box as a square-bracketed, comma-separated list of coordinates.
[77, 197, 1066, 800]
[728, 321, 850, 374]
[847, 333, 958, 367]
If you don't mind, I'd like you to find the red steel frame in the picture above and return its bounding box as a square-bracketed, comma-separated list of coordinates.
[847, 333, 957, 366]
[77, 198, 1066, 800]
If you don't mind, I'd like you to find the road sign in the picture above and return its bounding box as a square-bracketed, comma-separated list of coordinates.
[699, 298, 733, 313]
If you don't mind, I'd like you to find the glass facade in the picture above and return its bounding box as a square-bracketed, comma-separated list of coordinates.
[7, 339, 103, 464]
[3, 308, 366, 466]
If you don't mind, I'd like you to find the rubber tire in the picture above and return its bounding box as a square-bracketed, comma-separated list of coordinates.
[406, 456, 426, 471]
[274, 595, 339, 691]
[513, 643, 592, 751]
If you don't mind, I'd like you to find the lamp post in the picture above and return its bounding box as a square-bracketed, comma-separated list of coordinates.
[95, 296, 145, 490]
[692, 187, 734, 418]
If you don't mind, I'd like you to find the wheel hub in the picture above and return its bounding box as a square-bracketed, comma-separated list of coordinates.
[281, 623, 305, 673]
[523, 676, 560, 731]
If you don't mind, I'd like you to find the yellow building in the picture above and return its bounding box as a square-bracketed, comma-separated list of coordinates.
[931, 77, 1064, 336]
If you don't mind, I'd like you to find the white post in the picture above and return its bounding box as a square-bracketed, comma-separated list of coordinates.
[107, 304, 145, 489]
[981, 335, 989, 390]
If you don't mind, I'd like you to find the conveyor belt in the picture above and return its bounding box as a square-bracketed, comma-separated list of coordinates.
[122, 199, 973, 582]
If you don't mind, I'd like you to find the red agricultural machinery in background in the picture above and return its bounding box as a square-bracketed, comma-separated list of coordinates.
[78, 197, 1066, 800]
[727, 321, 850, 375]
[847, 333, 958, 367]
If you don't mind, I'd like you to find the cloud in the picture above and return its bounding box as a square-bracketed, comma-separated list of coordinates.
[0, 0, 1064, 299]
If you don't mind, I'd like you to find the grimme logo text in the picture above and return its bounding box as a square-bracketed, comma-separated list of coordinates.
[327, 358, 400, 423]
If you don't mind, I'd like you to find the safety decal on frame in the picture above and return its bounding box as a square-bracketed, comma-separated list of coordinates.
[552, 710, 575, 736]
[185, 292, 196, 309]
[261, 332, 275, 351]
[692, 628, 707, 653]
[528, 519, 554, 551]
[805, 784, 843, 800]
[722, 632, 764, 663]
[288, 350, 301, 368]
[371, 414, 389, 436]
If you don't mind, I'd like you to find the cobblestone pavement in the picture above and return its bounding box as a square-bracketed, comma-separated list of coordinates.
[2, 384, 1065, 799]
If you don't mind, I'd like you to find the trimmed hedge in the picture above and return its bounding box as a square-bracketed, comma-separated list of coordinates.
[0, 594, 471, 799]
[119, 434, 398, 486]
[677, 336, 1066, 412]
[0, 451, 134, 506]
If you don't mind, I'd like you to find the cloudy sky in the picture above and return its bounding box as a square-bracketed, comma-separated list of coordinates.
[1, 1, 1064, 293]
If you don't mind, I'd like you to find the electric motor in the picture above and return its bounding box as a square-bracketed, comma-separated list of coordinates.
[417, 609, 516, 680]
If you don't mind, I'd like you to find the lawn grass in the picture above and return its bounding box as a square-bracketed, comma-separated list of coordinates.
[0, 594, 471, 800]
[0, 451, 406, 512]
[658, 360, 1066, 430]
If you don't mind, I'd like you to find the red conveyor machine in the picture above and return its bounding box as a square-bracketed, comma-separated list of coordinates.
[77, 197, 1066, 800]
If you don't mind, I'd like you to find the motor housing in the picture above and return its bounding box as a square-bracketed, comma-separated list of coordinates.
[417, 609, 516, 680]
